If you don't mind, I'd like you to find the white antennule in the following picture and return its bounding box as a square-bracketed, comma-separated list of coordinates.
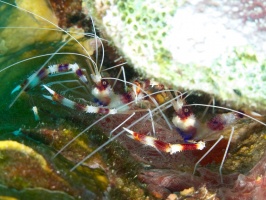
[90, 73, 102, 84]
[220, 126, 235, 184]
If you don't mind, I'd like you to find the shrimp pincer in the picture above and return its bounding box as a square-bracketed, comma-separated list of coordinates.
[42, 85, 117, 114]
[123, 127, 205, 155]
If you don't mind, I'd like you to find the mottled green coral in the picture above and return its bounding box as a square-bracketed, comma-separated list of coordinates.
[83, 0, 266, 111]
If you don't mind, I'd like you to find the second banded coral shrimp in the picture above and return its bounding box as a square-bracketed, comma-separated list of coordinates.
[1, 1, 266, 199]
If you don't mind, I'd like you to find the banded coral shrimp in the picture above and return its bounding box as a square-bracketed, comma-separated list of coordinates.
[0, 0, 186, 198]
[1, 1, 266, 200]
[0, 0, 132, 199]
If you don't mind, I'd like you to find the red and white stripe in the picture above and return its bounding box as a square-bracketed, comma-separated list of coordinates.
[123, 127, 205, 154]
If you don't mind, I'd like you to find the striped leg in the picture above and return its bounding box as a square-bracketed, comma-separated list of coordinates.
[123, 127, 205, 155]
[42, 85, 117, 114]
[11, 63, 89, 94]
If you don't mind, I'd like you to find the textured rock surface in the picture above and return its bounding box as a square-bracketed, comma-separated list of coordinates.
[83, 0, 266, 111]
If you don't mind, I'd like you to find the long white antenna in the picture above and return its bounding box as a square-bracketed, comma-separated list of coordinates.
[109, 112, 135, 137]
[189, 104, 266, 127]
[89, 16, 98, 74]
[1, 52, 97, 74]
[193, 135, 224, 176]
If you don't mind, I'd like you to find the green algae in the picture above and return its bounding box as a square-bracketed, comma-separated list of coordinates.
[16, 121, 150, 200]
[0, 184, 75, 200]
[86, 128, 150, 200]
[0, 135, 109, 199]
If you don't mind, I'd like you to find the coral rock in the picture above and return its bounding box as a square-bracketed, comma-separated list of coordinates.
[83, 0, 266, 111]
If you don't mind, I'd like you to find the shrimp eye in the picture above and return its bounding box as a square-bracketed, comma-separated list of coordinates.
[101, 80, 109, 89]
[182, 107, 192, 117]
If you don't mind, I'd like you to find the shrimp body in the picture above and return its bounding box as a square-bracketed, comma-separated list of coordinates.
[207, 112, 242, 131]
